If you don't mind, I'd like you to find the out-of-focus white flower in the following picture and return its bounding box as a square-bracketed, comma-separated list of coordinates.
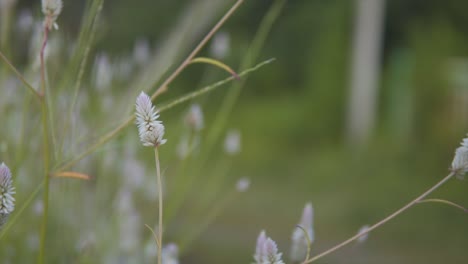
[290, 203, 314, 262]
[33, 200, 44, 216]
[115, 188, 141, 252]
[176, 136, 190, 159]
[94, 53, 113, 91]
[0, 162, 15, 228]
[162, 243, 179, 264]
[356, 225, 370, 243]
[224, 130, 241, 155]
[236, 177, 250, 192]
[254, 230, 285, 264]
[41, 0, 62, 30]
[135, 92, 167, 147]
[210, 31, 230, 59]
[133, 38, 151, 66]
[17, 9, 34, 33]
[185, 104, 204, 131]
[451, 135, 468, 179]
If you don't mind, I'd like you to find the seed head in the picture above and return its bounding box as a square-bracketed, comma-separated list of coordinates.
[42, 0, 62, 30]
[135, 92, 167, 147]
[254, 230, 285, 264]
[0, 162, 15, 229]
[450, 135, 468, 179]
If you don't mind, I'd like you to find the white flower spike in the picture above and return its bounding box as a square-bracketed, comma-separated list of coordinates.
[135, 92, 167, 147]
[162, 243, 179, 264]
[290, 203, 314, 262]
[253, 230, 285, 264]
[0, 162, 15, 228]
[451, 135, 468, 179]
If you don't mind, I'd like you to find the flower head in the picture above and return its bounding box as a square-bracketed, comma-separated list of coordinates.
[210, 31, 230, 59]
[254, 230, 285, 264]
[224, 130, 241, 155]
[162, 243, 179, 264]
[42, 0, 62, 30]
[290, 203, 314, 262]
[451, 135, 468, 179]
[135, 92, 167, 147]
[236, 177, 250, 192]
[0, 162, 15, 228]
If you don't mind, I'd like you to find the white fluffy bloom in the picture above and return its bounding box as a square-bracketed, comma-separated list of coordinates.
[451, 135, 468, 179]
[41, 0, 62, 30]
[356, 225, 370, 243]
[290, 203, 314, 262]
[184, 104, 204, 131]
[133, 38, 151, 66]
[94, 53, 113, 91]
[162, 243, 179, 264]
[210, 31, 230, 59]
[0, 162, 15, 228]
[254, 230, 285, 264]
[236, 177, 250, 192]
[224, 130, 241, 155]
[135, 92, 167, 147]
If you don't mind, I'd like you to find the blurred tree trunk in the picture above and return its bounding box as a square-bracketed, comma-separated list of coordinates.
[346, 0, 386, 145]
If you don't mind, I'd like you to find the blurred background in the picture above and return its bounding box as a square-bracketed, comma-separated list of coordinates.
[0, 0, 467, 263]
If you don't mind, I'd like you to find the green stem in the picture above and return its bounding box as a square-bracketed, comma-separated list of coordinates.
[303, 172, 456, 263]
[38, 23, 51, 264]
[38, 97, 51, 264]
[155, 148, 163, 264]
[0, 51, 41, 100]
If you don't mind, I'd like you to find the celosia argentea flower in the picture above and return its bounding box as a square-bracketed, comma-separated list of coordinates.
[253, 230, 285, 264]
[0, 162, 15, 229]
[42, 0, 63, 30]
[451, 135, 468, 179]
[135, 92, 167, 147]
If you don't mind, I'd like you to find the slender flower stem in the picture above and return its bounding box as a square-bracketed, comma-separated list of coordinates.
[150, 0, 244, 101]
[38, 24, 51, 264]
[154, 147, 163, 264]
[40, 26, 49, 96]
[303, 172, 456, 263]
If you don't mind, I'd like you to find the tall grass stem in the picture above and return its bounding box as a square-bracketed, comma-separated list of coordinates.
[155, 147, 163, 264]
[38, 24, 51, 264]
[303, 172, 456, 263]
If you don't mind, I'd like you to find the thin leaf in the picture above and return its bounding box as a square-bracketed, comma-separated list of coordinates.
[190, 57, 240, 80]
[53, 171, 91, 180]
